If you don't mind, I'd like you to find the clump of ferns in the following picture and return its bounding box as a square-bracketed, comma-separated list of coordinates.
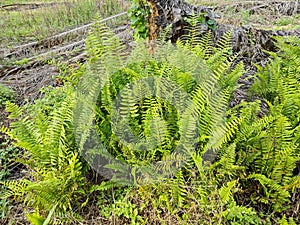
[72, 19, 247, 222]
[90, 29, 245, 180]
[73, 18, 300, 223]
[219, 36, 300, 214]
[0, 90, 89, 223]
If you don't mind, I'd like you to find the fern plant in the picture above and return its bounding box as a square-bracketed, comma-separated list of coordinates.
[226, 37, 300, 213]
[0, 87, 88, 223]
[69, 19, 253, 224]
[63, 17, 300, 225]
[73, 19, 245, 184]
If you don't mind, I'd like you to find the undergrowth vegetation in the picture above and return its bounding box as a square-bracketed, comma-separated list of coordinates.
[0, 17, 300, 225]
[0, 0, 128, 46]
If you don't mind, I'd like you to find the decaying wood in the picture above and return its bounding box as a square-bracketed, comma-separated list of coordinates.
[145, 0, 299, 58]
[146, 0, 218, 42]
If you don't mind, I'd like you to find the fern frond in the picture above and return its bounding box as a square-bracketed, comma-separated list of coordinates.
[219, 180, 236, 205]
[248, 174, 291, 212]
[5, 101, 23, 119]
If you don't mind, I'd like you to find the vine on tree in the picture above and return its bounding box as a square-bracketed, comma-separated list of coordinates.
[128, 0, 151, 39]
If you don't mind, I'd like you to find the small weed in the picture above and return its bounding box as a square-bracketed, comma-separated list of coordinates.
[275, 17, 295, 26]
[0, 84, 15, 108]
[0, 140, 21, 220]
[128, 0, 151, 39]
[0, 141, 21, 181]
[222, 205, 263, 225]
[241, 10, 250, 25]
[15, 58, 29, 66]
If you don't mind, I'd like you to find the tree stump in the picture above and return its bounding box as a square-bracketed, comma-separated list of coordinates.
[145, 0, 300, 60]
